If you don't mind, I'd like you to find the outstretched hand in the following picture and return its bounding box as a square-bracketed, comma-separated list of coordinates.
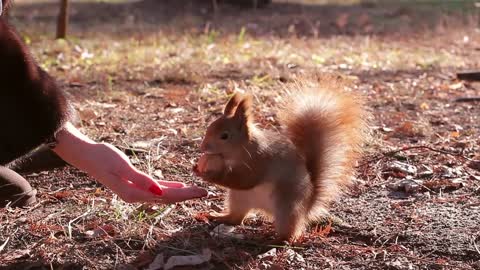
[52, 122, 207, 203]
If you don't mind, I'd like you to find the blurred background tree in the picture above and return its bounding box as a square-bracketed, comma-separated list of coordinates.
[56, 0, 69, 39]
[55, 0, 272, 39]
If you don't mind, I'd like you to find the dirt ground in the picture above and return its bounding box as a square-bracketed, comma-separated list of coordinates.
[1, 0, 480, 269]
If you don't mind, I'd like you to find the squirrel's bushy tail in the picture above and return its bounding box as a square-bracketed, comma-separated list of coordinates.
[280, 75, 367, 219]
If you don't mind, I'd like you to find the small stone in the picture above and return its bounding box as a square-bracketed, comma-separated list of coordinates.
[285, 248, 305, 263]
[389, 179, 423, 193]
[257, 248, 277, 260]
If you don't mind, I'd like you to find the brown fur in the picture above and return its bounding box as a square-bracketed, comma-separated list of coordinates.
[223, 92, 245, 117]
[195, 76, 367, 242]
[0, 2, 71, 165]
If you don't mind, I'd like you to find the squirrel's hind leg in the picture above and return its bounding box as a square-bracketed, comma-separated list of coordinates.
[273, 205, 307, 243]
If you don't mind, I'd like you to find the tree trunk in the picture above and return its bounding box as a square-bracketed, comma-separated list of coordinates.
[56, 0, 69, 39]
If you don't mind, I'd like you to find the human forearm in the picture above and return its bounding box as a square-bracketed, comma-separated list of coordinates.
[53, 122, 207, 203]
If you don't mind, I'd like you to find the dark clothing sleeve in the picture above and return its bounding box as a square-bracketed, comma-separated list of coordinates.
[0, 19, 70, 165]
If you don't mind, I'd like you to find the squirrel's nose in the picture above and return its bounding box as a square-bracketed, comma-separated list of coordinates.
[200, 140, 208, 153]
[200, 141, 216, 154]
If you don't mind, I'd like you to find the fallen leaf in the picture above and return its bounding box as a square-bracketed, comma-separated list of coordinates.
[381, 126, 394, 132]
[85, 224, 116, 239]
[131, 140, 153, 149]
[449, 82, 463, 90]
[92, 102, 117, 109]
[153, 170, 164, 179]
[388, 179, 423, 193]
[53, 190, 73, 200]
[436, 258, 448, 265]
[436, 166, 463, 178]
[417, 165, 433, 178]
[210, 224, 245, 240]
[78, 108, 98, 122]
[420, 102, 429, 110]
[450, 131, 460, 138]
[392, 121, 417, 138]
[424, 178, 464, 192]
[257, 248, 277, 260]
[194, 212, 210, 223]
[285, 248, 306, 264]
[386, 161, 417, 175]
[313, 221, 332, 237]
[131, 137, 166, 150]
[164, 249, 212, 270]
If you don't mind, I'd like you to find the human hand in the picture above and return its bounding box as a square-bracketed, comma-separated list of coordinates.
[53, 122, 207, 203]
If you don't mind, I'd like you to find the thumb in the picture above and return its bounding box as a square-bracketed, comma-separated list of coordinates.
[158, 186, 208, 203]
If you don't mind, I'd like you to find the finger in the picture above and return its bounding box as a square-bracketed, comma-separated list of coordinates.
[156, 180, 186, 188]
[120, 185, 160, 203]
[157, 186, 208, 204]
[122, 167, 163, 196]
[98, 172, 160, 203]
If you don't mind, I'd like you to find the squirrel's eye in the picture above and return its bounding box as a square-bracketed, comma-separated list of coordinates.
[220, 132, 229, 140]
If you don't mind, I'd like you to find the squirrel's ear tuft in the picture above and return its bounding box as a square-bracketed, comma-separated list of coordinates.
[233, 94, 253, 134]
[224, 92, 245, 117]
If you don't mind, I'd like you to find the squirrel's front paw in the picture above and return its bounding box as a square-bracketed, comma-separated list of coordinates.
[207, 211, 243, 225]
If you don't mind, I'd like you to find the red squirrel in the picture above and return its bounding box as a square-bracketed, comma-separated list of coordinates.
[193, 76, 367, 243]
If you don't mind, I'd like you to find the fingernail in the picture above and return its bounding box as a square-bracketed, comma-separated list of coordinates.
[149, 185, 163, 196]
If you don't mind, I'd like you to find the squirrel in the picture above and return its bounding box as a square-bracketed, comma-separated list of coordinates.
[193, 76, 367, 243]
